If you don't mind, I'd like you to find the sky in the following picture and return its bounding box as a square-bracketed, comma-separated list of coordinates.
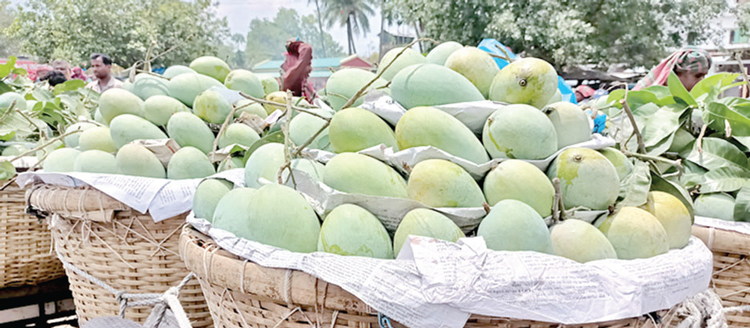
[214, 0, 412, 58]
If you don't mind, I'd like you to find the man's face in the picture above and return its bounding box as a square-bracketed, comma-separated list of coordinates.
[91, 57, 110, 79]
[53, 62, 70, 80]
[676, 71, 706, 92]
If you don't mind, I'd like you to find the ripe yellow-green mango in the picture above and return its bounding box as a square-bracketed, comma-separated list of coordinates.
[258, 75, 279, 95]
[166, 112, 215, 154]
[391, 63, 484, 109]
[318, 204, 393, 259]
[282, 158, 325, 184]
[483, 159, 554, 217]
[483, 105, 558, 160]
[289, 106, 332, 150]
[407, 159, 484, 207]
[115, 144, 166, 178]
[213, 184, 320, 253]
[109, 114, 168, 149]
[167, 146, 215, 180]
[94, 108, 107, 125]
[234, 99, 268, 119]
[261, 92, 310, 115]
[35, 139, 63, 159]
[123, 74, 170, 100]
[329, 108, 397, 153]
[98, 89, 145, 124]
[477, 199, 553, 253]
[79, 126, 117, 153]
[325, 68, 389, 111]
[425, 41, 463, 65]
[193, 179, 233, 221]
[323, 153, 408, 198]
[43, 148, 81, 173]
[489, 57, 558, 109]
[224, 69, 265, 98]
[244, 143, 285, 188]
[445, 46, 499, 98]
[167, 72, 224, 107]
[64, 122, 97, 147]
[541, 102, 591, 149]
[377, 47, 426, 81]
[547, 148, 619, 210]
[143, 95, 188, 126]
[189, 56, 231, 83]
[550, 219, 616, 263]
[393, 208, 464, 255]
[641, 191, 692, 249]
[598, 147, 633, 181]
[193, 90, 232, 124]
[605, 207, 669, 260]
[694, 193, 735, 221]
[396, 106, 489, 164]
[73, 150, 119, 174]
[218, 123, 259, 149]
[212, 187, 256, 225]
[162, 65, 195, 79]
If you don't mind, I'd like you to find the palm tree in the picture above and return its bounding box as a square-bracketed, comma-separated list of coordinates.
[322, 0, 375, 55]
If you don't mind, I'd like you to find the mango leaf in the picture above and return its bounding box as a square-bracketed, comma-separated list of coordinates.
[32, 87, 54, 102]
[625, 90, 659, 110]
[0, 56, 16, 77]
[618, 160, 651, 207]
[700, 167, 750, 193]
[0, 131, 15, 141]
[651, 172, 695, 220]
[607, 89, 626, 107]
[686, 137, 749, 171]
[0, 81, 11, 94]
[31, 101, 68, 130]
[243, 130, 284, 164]
[668, 72, 696, 106]
[704, 102, 750, 137]
[11, 68, 27, 76]
[733, 181, 750, 222]
[646, 131, 675, 157]
[690, 73, 740, 99]
[53, 79, 87, 95]
[642, 107, 681, 148]
[734, 136, 750, 151]
[0, 160, 15, 180]
[644, 85, 671, 99]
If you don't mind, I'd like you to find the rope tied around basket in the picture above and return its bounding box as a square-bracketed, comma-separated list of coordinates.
[55, 249, 194, 328]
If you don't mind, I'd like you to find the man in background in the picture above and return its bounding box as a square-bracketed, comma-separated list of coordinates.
[281, 38, 316, 102]
[52, 59, 72, 80]
[85, 53, 122, 93]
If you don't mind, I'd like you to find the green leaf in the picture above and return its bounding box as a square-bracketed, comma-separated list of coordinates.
[651, 172, 695, 221]
[242, 130, 284, 164]
[0, 82, 11, 95]
[11, 68, 27, 76]
[625, 90, 659, 110]
[32, 87, 54, 102]
[734, 136, 750, 151]
[690, 73, 740, 99]
[644, 85, 671, 99]
[0, 131, 15, 141]
[734, 181, 750, 222]
[52, 79, 86, 95]
[686, 137, 749, 171]
[607, 89, 626, 107]
[618, 160, 652, 207]
[701, 167, 750, 193]
[705, 101, 750, 137]
[0, 56, 17, 77]
[668, 71, 696, 106]
[646, 131, 675, 157]
[0, 161, 15, 180]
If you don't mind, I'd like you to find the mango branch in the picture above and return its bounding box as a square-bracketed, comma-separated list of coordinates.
[293, 120, 330, 157]
[7, 128, 83, 164]
[341, 37, 438, 110]
[736, 53, 750, 93]
[277, 90, 295, 186]
[620, 98, 646, 154]
[211, 100, 245, 154]
[239, 93, 330, 121]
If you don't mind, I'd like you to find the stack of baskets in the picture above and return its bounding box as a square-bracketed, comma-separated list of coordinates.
[692, 224, 750, 326]
[180, 226, 679, 328]
[27, 184, 212, 327]
[0, 170, 65, 288]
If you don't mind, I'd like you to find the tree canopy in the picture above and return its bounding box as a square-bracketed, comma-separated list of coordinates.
[6, 0, 230, 67]
[0, 0, 20, 58]
[244, 8, 345, 67]
[385, 0, 727, 69]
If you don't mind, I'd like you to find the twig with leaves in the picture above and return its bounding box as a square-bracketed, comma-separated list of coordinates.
[620, 98, 646, 154]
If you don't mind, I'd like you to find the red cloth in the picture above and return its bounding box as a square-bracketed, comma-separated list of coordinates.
[281, 41, 315, 102]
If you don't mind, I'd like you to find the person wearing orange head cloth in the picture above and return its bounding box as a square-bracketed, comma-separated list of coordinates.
[280, 38, 316, 103]
[634, 47, 712, 91]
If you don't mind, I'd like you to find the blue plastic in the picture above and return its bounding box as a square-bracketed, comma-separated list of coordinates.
[478, 38, 577, 104]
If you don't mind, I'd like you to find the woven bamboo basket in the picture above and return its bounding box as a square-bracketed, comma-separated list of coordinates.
[0, 179, 65, 288]
[692, 225, 750, 327]
[27, 184, 212, 327]
[181, 226, 683, 328]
